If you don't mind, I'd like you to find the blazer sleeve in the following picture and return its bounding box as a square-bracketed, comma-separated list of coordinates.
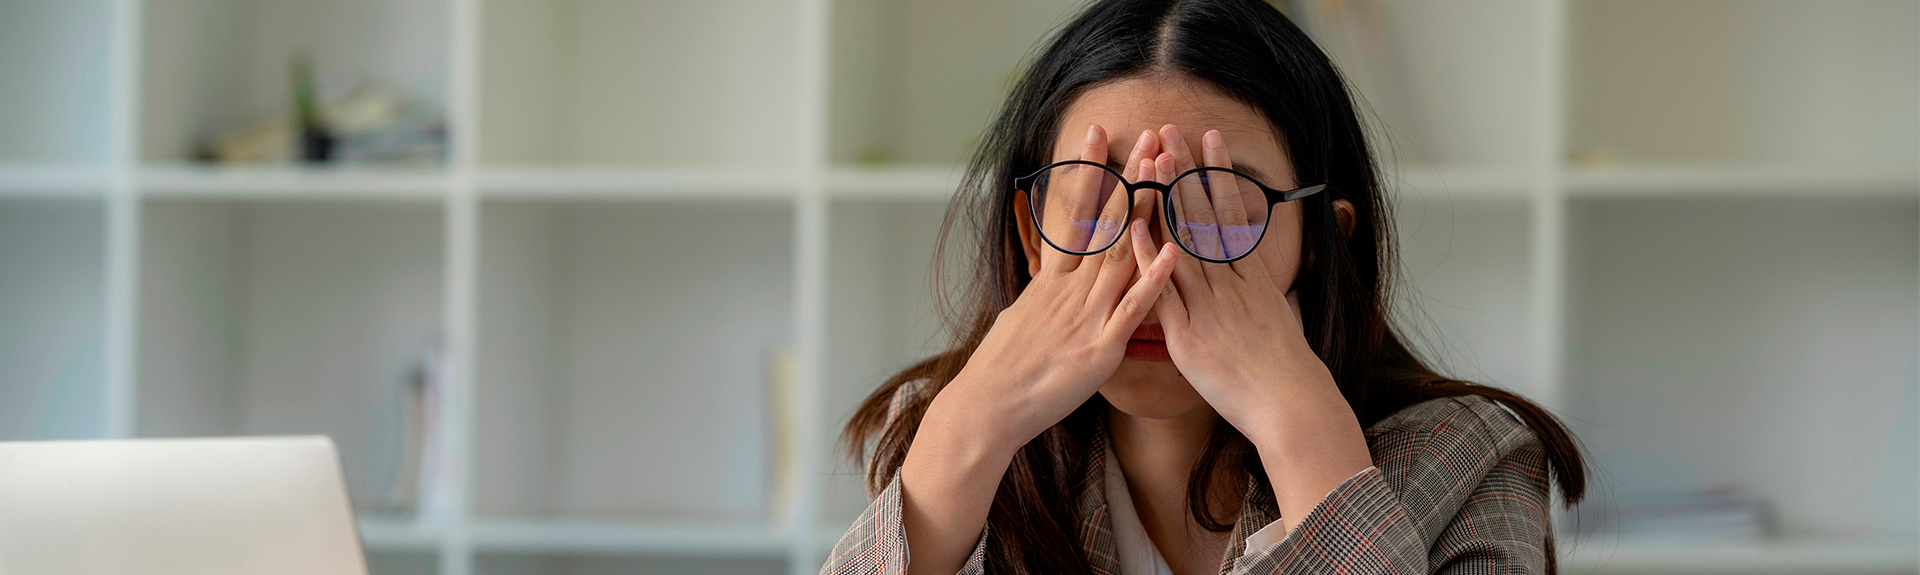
[1228, 397, 1555, 575]
[820, 381, 991, 575]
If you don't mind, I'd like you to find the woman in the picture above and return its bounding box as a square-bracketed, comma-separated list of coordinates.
[824, 1, 1585, 574]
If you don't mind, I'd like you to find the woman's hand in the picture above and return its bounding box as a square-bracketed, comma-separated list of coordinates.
[1130, 125, 1373, 536]
[896, 125, 1179, 575]
[937, 124, 1179, 447]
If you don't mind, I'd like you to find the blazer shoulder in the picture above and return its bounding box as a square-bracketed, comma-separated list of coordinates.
[1363, 394, 1538, 458]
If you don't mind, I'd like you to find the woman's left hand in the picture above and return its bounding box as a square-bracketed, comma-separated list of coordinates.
[1128, 124, 1374, 535]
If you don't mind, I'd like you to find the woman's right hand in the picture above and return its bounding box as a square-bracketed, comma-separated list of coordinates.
[896, 125, 1178, 575]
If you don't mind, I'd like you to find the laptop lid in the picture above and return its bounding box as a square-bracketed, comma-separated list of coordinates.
[0, 435, 369, 575]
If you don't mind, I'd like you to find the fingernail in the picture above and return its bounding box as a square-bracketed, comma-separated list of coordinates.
[1204, 130, 1223, 149]
[1136, 130, 1153, 150]
[1086, 125, 1099, 145]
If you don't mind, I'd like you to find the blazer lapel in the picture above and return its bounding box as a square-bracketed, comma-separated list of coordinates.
[1076, 416, 1123, 575]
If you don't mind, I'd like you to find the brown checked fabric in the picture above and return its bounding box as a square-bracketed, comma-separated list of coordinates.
[822, 381, 1553, 575]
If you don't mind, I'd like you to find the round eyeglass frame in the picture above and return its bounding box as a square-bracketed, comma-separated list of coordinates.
[1013, 160, 1329, 263]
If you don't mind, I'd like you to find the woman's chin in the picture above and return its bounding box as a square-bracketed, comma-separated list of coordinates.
[1100, 361, 1212, 419]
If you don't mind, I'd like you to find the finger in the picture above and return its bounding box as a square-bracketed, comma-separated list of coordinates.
[1159, 125, 1214, 259]
[1078, 125, 1130, 261]
[1087, 215, 1143, 309]
[1037, 125, 1112, 273]
[1159, 124, 1198, 174]
[1201, 130, 1266, 278]
[1115, 132, 1159, 253]
[1120, 130, 1159, 182]
[1166, 146, 1224, 264]
[1158, 153, 1211, 296]
[1104, 239, 1179, 342]
[1131, 221, 1189, 331]
[1081, 124, 1110, 163]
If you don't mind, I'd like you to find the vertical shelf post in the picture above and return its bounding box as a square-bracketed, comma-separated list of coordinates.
[1530, 0, 1570, 417]
[444, 0, 483, 572]
[792, 0, 834, 571]
[104, 0, 143, 440]
[1531, 0, 1572, 531]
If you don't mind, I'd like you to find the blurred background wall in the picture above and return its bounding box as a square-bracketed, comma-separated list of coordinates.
[0, 1, 1914, 574]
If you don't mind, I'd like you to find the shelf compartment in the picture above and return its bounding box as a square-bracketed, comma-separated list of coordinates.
[474, 200, 794, 523]
[478, 0, 802, 167]
[135, 198, 447, 520]
[0, 198, 109, 440]
[1568, 0, 1918, 170]
[1295, 0, 1544, 173]
[142, 0, 452, 164]
[821, 198, 956, 526]
[0, 0, 112, 164]
[1565, 197, 1919, 541]
[828, 0, 1085, 165]
[1391, 196, 1537, 399]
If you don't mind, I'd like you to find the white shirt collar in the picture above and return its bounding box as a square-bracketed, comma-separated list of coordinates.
[1104, 440, 1177, 575]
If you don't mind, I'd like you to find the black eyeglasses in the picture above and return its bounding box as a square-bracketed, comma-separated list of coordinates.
[1014, 160, 1327, 263]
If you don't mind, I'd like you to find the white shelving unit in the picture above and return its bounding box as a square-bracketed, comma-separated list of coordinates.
[0, 1, 1913, 574]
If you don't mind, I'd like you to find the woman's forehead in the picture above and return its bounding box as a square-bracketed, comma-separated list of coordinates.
[1054, 77, 1284, 164]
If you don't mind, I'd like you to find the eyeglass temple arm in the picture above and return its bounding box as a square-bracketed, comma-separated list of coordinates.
[1266, 184, 1328, 204]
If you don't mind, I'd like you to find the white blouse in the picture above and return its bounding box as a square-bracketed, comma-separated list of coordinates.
[1103, 441, 1287, 575]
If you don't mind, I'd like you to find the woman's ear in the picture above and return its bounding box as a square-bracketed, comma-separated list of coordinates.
[1300, 199, 1358, 275]
[1014, 191, 1043, 276]
[1333, 198, 1357, 238]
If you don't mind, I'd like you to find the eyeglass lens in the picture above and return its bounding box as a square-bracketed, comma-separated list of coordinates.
[1167, 168, 1268, 261]
[1027, 164, 1129, 254]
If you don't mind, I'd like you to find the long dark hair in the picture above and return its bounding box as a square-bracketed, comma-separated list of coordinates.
[843, 1, 1586, 572]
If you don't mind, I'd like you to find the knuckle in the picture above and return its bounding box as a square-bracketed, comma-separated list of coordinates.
[1055, 197, 1084, 218]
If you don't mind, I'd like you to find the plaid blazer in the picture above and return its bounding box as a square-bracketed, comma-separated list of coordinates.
[822, 381, 1554, 575]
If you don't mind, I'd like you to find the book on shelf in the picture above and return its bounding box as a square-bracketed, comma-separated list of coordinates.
[360, 336, 455, 527]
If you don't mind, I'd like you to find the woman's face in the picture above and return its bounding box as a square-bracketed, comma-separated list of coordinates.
[1031, 75, 1305, 420]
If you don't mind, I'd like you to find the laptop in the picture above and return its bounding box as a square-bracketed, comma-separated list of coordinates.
[0, 435, 369, 575]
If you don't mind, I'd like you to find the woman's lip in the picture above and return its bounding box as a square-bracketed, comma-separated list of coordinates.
[1125, 323, 1170, 362]
[1125, 340, 1172, 362]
